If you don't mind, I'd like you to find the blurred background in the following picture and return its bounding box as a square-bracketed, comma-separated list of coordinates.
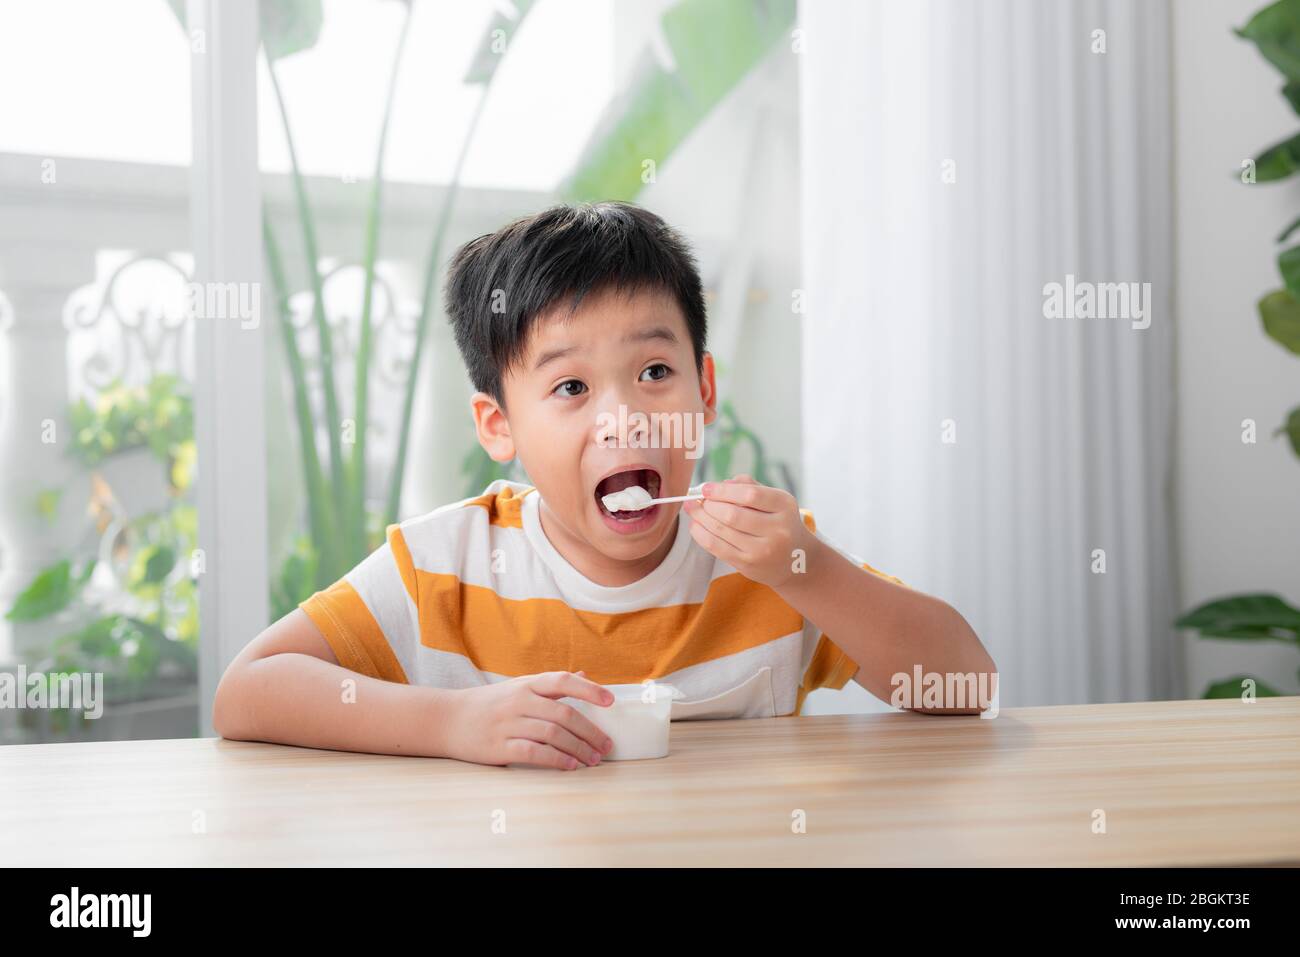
[0, 0, 1296, 744]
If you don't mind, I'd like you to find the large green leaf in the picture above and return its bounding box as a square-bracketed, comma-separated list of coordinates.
[1237, 0, 1300, 82]
[130, 545, 177, 588]
[165, 0, 323, 62]
[557, 0, 796, 202]
[1259, 288, 1300, 354]
[1203, 675, 1285, 698]
[1285, 79, 1300, 114]
[1252, 130, 1300, 181]
[1279, 245, 1300, 297]
[1278, 404, 1300, 457]
[258, 0, 323, 61]
[1176, 593, 1300, 643]
[6, 559, 96, 622]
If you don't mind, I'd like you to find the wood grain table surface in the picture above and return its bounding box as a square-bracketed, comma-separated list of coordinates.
[2, 696, 1297, 866]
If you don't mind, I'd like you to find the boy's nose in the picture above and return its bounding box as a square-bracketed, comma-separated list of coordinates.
[593, 402, 652, 448]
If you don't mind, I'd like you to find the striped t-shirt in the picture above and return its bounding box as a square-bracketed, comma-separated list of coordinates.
[299, 479, 904, 719]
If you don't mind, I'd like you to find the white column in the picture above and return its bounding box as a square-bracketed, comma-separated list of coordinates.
[188, 0, 268, 736]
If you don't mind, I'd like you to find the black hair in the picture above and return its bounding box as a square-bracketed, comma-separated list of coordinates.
[443, 201, 708, 409]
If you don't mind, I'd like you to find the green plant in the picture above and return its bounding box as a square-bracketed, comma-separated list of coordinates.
[68, 374, 196, 488]
[11, 508, 200, 733]
[1175, 595, 1296, 698]
[25, 612, 198, 735]
[7, 375, 200, 734]
[1174, 0, 1300, 698]
[1235, 0, 1300, 450]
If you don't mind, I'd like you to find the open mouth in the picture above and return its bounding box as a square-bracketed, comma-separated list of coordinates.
[594, 466, 662, 522]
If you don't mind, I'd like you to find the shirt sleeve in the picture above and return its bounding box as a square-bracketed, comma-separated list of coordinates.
[298, 523, 418, 684]
[795, 508, 908, 702]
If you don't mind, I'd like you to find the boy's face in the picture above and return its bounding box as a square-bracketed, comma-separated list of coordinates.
[472, 285, 717, 569]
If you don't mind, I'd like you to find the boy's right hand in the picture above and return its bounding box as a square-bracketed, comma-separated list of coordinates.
[442, 671, 615, 770]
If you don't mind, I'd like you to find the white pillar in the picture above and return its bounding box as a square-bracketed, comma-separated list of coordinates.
[188, 0, 268, 736]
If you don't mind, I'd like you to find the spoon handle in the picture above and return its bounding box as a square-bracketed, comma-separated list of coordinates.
[646, 493, 705, 505]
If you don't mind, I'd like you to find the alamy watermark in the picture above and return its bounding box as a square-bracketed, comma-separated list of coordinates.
[595, 404, 705, 459]
[185, 280, 260, 329]
[890, 665, 999, 718]
[1042, 274, 1152, 330]
[50, 887, 150, 937]
[0, 666, 104, 719]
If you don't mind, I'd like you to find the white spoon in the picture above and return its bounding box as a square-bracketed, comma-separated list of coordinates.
[601, 484, 705, 512]
[642, 492, 705, 505]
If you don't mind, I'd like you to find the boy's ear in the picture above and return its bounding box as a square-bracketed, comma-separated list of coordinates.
[699, 351, 719, 427]
[470, 391, 515, 462]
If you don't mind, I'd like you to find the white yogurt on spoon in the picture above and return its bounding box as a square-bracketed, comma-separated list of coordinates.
[601, 485, 654, 513]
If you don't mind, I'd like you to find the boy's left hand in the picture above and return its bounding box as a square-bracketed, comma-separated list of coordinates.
[681, 475, 817, 590]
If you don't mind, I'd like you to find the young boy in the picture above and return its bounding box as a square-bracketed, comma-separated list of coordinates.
[213, 201, 997, 770]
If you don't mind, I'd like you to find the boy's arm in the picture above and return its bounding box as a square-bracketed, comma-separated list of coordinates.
[213, 610, 615, 767]
[212, 609, 457, 757]
[683, 476, 998, 714]
[774, 541, 997, 713]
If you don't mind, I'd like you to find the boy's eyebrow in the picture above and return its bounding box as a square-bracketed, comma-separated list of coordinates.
[532, 344, 580, 371]
[625, 324, 679, 347]
[530, 324, 679, 372]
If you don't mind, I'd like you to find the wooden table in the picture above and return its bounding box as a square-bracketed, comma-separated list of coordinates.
[2, 696, 1297, 866]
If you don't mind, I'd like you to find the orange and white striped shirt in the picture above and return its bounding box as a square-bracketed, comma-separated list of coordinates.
[299, 480, 904, 719]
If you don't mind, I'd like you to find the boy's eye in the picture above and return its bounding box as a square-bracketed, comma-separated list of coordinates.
[639, 363, 671, 382]
[553, 379, 587, 398]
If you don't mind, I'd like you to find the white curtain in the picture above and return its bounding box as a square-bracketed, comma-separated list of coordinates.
[798, 0, 1179, 708]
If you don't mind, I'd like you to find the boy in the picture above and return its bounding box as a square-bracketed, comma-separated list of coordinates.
[213, 201, 997, 769]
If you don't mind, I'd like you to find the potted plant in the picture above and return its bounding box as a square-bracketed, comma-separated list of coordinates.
[1174, 0, 1300, 698]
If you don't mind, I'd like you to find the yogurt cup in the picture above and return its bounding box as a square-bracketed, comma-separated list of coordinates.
[564, 681, 684, 761]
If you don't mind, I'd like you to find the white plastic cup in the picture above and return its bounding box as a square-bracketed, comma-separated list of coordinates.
[564, 681, 684, 761]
